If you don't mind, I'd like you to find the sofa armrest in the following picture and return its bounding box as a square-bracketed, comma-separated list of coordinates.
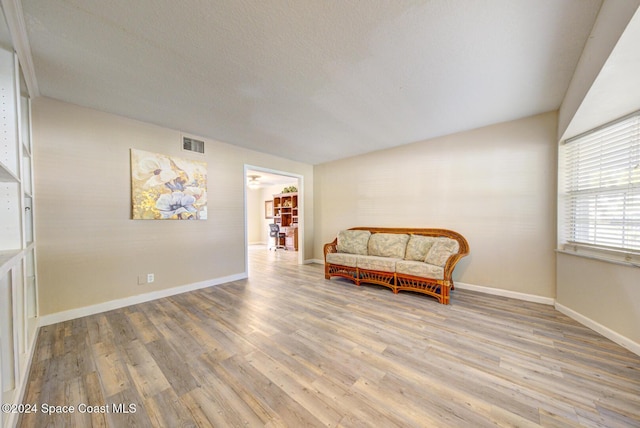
[324, 238, 338, 261]
[443, 253, 466, 284]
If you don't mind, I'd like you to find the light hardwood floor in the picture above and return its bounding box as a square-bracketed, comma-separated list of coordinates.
[19, 247, 640, 427]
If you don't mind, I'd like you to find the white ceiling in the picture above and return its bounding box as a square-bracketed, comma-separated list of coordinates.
[20, 0, 603, 165]
[246, 170, 297, 187]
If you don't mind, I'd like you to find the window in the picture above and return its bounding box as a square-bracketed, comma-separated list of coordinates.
[560, 111, 640, 260]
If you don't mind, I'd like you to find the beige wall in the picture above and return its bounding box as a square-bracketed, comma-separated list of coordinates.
[33, 97, 313, 315]
[246, 187, 263, 244]
[314, 112, 558, 297]
[557, 253, 640, 344]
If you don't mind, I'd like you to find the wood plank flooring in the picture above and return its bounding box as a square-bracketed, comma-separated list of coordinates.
[19, 246, 640, 427]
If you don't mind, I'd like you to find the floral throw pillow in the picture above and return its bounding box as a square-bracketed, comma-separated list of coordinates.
[336, 230, 371, 255]
[404, 235, 436, 261]
[425, 238, 460, 267]
[368, 233, 410, 258]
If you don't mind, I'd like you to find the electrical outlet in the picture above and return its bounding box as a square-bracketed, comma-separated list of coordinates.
[138, 275, 146, 285]
[147, 273, 154, 283]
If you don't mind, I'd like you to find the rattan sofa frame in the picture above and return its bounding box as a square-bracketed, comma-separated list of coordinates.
[323, 227, 469, 304]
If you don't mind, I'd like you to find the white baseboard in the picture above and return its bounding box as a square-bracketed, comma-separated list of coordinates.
[38, 273, 248, 327]
[307, 258, 324, 265]
[454, 281, 555, 305]
[555, 303, 640, 357]
[454, 282, 639, 357]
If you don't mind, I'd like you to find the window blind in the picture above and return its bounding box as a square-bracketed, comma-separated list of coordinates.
[562, 112, 640, 253]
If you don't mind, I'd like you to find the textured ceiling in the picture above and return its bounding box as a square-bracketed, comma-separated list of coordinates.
[21, 0, 602, 164]
[246, 169, 297, 187]
[0, 6, 12, 50]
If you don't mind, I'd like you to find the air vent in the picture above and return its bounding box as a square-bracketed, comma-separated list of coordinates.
[182, 137, 205, 154]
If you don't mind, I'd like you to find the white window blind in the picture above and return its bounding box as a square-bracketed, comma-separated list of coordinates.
[562, 112, 640, 254]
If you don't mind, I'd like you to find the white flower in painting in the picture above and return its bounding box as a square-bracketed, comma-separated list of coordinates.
[184, 186, 207, 205]
[172, 157, 204, 180]
[134, 156, 178, 188]
[155, 192, 197, 219]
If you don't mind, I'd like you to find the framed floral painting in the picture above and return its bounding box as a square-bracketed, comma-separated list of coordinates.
[131, 149, 207, 220]
[265, 200, 274, 219]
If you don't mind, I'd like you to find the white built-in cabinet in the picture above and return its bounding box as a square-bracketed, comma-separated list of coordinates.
[0, 41, 37, 428]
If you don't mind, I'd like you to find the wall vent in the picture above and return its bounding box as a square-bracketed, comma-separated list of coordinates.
[182, 137, 205, 154]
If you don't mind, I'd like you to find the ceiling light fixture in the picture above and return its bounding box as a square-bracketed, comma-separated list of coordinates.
[247, 174, 261, 189]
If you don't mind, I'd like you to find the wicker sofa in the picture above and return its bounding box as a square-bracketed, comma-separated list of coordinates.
[324, 227, 469, 304]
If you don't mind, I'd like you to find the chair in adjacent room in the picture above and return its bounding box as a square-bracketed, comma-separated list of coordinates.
[269, 223, 286, 250]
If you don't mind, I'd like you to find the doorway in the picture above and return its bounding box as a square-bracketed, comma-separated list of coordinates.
[243, 165, 304, 273]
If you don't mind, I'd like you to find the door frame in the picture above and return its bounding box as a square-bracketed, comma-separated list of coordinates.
[243, 164, 304, 271]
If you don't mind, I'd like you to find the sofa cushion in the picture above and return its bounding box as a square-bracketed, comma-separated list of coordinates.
[356, 255, 400, 273]
[404, 235, 437, 261]
[368, 233, 410, 258]
[425, 238, 460, 267]
[326, 252, 358, 267]
[396, 260, 444, 280]
[336, 230, 371, 255]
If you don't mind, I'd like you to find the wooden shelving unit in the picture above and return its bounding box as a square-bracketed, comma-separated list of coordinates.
[272, 192, 298, 250]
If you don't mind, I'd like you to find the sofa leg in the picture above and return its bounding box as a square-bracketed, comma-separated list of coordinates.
[441, 287, 450, 305]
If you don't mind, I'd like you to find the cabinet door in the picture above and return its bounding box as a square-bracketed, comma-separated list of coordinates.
[0, 50, 18, 179]
[1, 270, 15, 401]
[284, 228, 298, 251]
